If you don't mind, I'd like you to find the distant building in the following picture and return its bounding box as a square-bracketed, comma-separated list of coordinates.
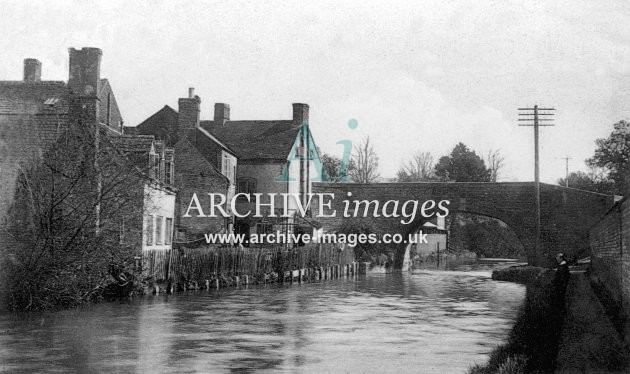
[401, 216, 447, 271]
[133, 92, 322, 245]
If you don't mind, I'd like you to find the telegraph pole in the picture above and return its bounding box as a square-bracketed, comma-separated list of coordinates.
[562, 156, 572, 187]
[518, 105, 555, 265]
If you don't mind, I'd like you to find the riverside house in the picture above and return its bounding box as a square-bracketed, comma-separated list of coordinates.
[0, 47, 176, 255]
[133, 92, 323, 246]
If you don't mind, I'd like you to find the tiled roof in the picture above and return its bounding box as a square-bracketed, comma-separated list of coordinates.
[0, 113, 69, 166]
[196, 125, 235, 154]
[0, 81, 70, 115]
[109, 134, 155, 154]
[200, 120, 298, 161]
[134, 105, 179, 146]
[134, 105, 300, 161]
[136, 105, 178, 129]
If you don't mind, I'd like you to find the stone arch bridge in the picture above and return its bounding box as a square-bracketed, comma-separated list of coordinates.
[312, 182, 615, 268]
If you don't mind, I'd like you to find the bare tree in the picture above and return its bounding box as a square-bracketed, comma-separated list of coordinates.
[397, 151, 435, 182]
[486, 149, 505, 182]
[320, 152, 356, 182]
[350, 136, 380, 183]
[1, 119, 156, 311]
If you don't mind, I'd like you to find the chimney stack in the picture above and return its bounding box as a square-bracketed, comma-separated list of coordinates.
[292, 103, 309, 126]
[178, 87, 201, 138]
[68, 47, 102, 96]
[23, 59, 41, 83]
[214, 103, 230, 125]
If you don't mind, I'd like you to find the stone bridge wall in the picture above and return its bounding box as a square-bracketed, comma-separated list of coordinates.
[312, 182, 614, 267]
[590, 197, 630, 341]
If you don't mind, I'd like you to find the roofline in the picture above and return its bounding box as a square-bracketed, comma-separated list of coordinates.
[199, 119, 294, 124]
[0, 112, 69, 116]
[238, 158, 286, 164]
[104, 133, 179, 192]
[196, 126, 237, 156]
[98, 78, 109, 95]
[175, 136, 230, 184]
[136, 105, 177, 128]
[0, 80, 66, 86]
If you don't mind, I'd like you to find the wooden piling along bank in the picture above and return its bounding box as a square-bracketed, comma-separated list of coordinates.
[141, 242, 359, 291]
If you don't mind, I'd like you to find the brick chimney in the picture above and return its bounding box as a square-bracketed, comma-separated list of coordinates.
[214, 103, 230, 125]
[292, 103, 309, 126]
[23, 59, 41, 83]
[178, 87, 200, 138]
[68, 47, 102, 96]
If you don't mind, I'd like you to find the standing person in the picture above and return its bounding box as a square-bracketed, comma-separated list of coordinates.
[553, 253, 571, 308]
[555, 253, 570, 285]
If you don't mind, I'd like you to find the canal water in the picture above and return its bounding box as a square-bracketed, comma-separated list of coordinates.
[0, 266, 525, 373]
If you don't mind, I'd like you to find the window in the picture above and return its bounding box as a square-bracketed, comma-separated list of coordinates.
[155, 215, 163, 244]
[165, 218, 173, 245]
[145, 216, 153, 245]
[221, 152, 235, 182]
[237, 178, 257, 194]
[164, 160, 173, 184]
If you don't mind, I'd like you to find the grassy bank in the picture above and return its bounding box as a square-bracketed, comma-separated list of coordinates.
[470, 267, 565, 373]
[555, 273, 630, 373]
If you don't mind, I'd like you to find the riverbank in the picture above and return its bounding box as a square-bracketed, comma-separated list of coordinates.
[470, 266, 564, 373]
[555, 273, 630, 373]
[473, 266, 630, 373]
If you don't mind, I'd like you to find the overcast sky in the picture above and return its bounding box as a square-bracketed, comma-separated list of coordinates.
[2, 0, 630, 183]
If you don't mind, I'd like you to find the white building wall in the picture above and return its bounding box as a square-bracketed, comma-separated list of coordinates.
[142, 183, 176, 251]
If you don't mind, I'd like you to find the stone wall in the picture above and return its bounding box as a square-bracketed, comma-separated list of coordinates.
[173, 137, 229, 241]
[590, 197, 630, 341]
[590, 203, 623, 301]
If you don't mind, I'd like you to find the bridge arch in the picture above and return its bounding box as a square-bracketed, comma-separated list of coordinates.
[312, 182, 614, 268]
[399, 211, 526, 271]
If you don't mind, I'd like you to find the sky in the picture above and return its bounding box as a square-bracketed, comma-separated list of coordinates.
[2, 0, 630, 183]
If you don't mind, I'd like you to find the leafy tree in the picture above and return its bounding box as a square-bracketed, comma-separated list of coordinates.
[397, 151, 435, 182]
[557, 170, 615, 195]
[587, 120, 630, 195]
[336, 218, 389, 263]
[350, 136, 380, 183]
[434, 143, 491, 182]
[448, 213, 525, 259]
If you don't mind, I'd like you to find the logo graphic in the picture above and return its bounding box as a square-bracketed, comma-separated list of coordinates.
[275, 119, 358, 182]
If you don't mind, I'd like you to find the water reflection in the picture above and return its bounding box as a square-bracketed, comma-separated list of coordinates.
[0, 267, 524, 373]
